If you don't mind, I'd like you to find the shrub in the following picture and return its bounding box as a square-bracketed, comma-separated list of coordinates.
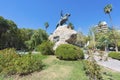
[84, 60, 103, 80]
[108, 52, 120, 60]
[36, 40, 54, 55]
[0, 48, 20, 75]
[55, 44, 84, 60]
[15, 53, 43, 75]
[0, 48, 43, 76]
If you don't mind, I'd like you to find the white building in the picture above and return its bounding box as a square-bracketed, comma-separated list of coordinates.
[97, 21, 108, 33]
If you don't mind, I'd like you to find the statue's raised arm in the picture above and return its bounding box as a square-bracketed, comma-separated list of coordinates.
[56, 11, 71, 28]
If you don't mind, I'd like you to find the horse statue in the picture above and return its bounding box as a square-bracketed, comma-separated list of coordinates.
[56, 11, 71, 28]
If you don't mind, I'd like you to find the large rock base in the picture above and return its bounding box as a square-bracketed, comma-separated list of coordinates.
[49, 25, 77, 50]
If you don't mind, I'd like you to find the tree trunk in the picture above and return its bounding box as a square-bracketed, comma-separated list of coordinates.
[105, 46, 107, 52]
[108, 13, 113, 29]
[108, 14, 119, 52]
[115, 44, 118, 52]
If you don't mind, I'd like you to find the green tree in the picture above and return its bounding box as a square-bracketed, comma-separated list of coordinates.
[0, 16, 9, 38]
[68, 22, 74, 29]
[18, 28, 35, 50]
[76, 30, 86, 47]
[0, 17, 20, 49]
[104, 4, 119, 52]
[104, 4, 112, 28]
[88, 26, 97, 49]
[0, 16, 48, 51]
[25, 29, 48, 50]
[96, 33, 110, 51]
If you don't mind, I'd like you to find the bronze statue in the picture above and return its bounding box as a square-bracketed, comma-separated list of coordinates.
[56, 11, 71, 28]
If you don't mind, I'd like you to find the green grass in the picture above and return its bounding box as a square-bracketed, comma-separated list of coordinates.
[1, 55, 120, 80]
[32, 53, 48, 60]
[48, 58, 88, 80]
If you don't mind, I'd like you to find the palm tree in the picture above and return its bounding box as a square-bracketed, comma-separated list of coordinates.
[97, 34, 110, 52]
[44, 22, 49, 31]
[104, 4, 113, 28]
[104, 4, 118, 52]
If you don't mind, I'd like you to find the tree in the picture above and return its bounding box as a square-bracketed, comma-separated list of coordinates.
[68, 22, 74, 29]
[25, 29, 48, 50]
[104, 4, 113, 28]
[76, 30, 86, 47]
[0, 17, 20, 49]
[0, 16, 9, 38]
[44, 22, 49, 31]
[88, 26, 97, 49]
[18, 28, 35, 50]
[104, 4, 119, 52]
[0, 16, 49, 51]
[96, 33, 110, 51]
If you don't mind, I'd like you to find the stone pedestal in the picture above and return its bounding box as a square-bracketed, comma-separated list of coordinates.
[49, 25, 77, 50]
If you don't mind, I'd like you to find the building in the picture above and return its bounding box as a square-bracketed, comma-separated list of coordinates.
[97, 21, 108, 33]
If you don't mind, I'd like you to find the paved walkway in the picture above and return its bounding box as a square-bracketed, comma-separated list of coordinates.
[96, 57, 120, 72]
[85, 54, 120, 72]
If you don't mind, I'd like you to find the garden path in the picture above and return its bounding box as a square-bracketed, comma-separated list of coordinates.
[85, 53, 120, 72]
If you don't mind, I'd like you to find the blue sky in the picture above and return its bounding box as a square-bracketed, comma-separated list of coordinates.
[0, 0, 120, 35]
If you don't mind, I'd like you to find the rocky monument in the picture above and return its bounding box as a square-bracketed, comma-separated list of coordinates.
[49, 11, 77, 50]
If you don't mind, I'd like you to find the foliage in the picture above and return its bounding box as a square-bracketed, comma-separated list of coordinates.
[0, 16, 9, 37]
[25, 29, 48, 50]
[118, 41, 120, 51]
[103, 4, 119, 52]
[1, 55, 120, 80]
[68, 22, 74, 29]
[18, 28, 35, 50]
[0, 16, 49, 51]
[36, 40, 54, 55]
[88, 24, 120, 52]
[96, 32, 110, 51]
[84, 59, 103, 80]
[0, 48, 43, 76]
[0, 48, 20, 75]
[15, 53, 43, 75]
[55, 44, 84, 60]
[76, 30, 86, 47]
[87, 26, 97, 49]
[108, 52, 120, 60]
[0, 16, 20, 49]
[0, 16, 34, 50]
[104, 4, 112, 14]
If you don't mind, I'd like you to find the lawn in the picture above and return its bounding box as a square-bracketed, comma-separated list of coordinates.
[1, 54, 120, 80]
